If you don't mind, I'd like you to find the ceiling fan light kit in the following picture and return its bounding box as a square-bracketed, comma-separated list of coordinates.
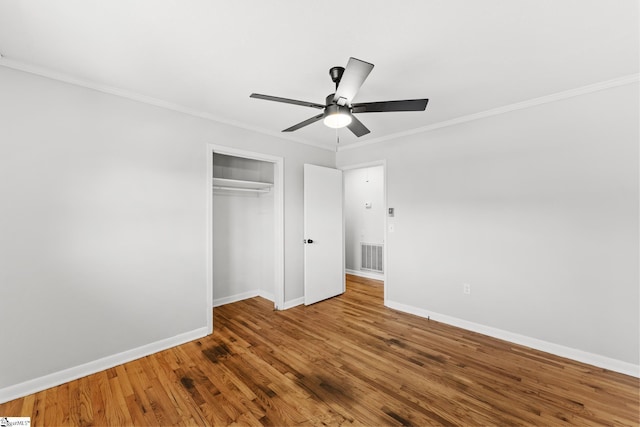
[323, 104, 352, 129]
[250, 57, 429, 138]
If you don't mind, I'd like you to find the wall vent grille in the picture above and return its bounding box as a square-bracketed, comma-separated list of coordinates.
[361, 243, 384, 273]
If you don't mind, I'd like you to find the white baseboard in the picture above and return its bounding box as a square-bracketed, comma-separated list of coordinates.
[213, 290, 259, 307]
[213, 289, 275, 308]
[0, 327, 209, 404]
[385, 300, 639, 378]
[345, 268, 384, 281]
[281, 297, 304, 310]
[257, 290, 275, 302]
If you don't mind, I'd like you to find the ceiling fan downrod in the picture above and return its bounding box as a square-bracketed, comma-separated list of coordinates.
[329, 66, 345, 90]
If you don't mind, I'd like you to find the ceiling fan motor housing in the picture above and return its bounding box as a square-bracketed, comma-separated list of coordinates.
[324, 102, 350, 117]
[325, 92, 350, 112]
[325, 93, 340, 106]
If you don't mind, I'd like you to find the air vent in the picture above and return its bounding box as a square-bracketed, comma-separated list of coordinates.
[361, 243, 383, 273]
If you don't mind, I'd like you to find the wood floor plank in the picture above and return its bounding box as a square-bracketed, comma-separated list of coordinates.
[90, 370, 109, 426]
[124, 359, 162, 426]
[108, 374, 134, 426]
[66, 380, 82, 426]
[30, 390, 47, 426]
[1, 274, 638, 426]
[151, 352, 209, 426]
[19, 393, 36, 419]
[44, 387, 60, 426]
[55, 381, 70, 426]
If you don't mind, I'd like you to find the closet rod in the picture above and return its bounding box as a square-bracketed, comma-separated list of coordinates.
[213, 186, 270, 193]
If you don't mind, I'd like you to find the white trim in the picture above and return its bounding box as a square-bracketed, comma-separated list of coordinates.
[385, 300, 640, 378]
[0, 57, 334, 152]
[205, 145, 214, 334]
[207, 144, 285, 312]
[258, 290, 275, 302]
[3, 57, 636, 155]
[213, 289, 275, 307]
[0, 327, 208, 404]
[213, 290, 260, 307]
[339, 73, 640, 152]
[272, 154, 285, 311]
[345, 268, 384, 281]
[281, 297, 305, 310]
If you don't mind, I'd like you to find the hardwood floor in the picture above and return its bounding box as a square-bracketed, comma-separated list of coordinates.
[2, 274, 638, 425]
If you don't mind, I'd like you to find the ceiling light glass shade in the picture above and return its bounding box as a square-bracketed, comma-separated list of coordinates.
[323, 104, 352, 129]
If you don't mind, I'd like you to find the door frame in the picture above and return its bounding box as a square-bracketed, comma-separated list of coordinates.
[206, 144, 285, 333]
[339, 160, 388, 302]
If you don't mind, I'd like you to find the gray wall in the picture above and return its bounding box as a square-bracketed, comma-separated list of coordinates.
[0, 66, 333, 390]
[337, 83, 639, 365]
[1, 61, 636, 394]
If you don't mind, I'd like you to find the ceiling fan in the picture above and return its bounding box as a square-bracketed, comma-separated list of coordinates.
[250, 57, 429, 137]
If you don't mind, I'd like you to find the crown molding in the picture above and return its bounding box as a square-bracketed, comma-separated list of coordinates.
[0, 56, 335, 152]
[339, 73, 640, 152]
[2, 56, 636, 154]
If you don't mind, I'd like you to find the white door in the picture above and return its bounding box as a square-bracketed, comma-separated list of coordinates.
[304, 164, 344, 305]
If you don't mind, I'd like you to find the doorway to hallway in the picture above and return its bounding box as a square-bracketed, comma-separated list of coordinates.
[342, 161, 386, 302]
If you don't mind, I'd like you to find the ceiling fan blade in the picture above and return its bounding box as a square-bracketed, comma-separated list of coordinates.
[282, 113, 325, 132]
[250, 93, 325, 109]
[351, 99, 429, 113]
[346, 115, 370, 137]
[333, 58, 374, 106]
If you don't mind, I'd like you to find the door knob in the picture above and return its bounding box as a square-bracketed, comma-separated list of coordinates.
[305, 239, 314, 244]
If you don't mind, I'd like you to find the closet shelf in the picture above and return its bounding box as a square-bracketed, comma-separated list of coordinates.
[213, 177, 273, 193]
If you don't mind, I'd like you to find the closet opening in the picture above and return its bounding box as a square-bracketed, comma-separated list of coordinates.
[206, 145, 284, 333]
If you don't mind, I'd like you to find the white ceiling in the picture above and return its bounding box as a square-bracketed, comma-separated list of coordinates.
[0, 1, 638, 149]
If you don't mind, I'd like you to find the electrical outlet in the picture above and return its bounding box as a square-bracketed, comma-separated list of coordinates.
[463, 283, 471, 295]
